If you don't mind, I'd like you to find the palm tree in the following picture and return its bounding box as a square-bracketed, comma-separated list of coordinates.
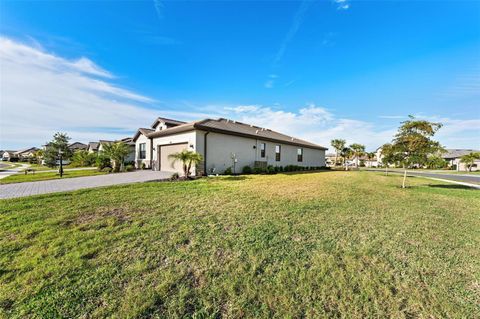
[169, 150, 204, 178]
[331, 139, 346, 167]
[366, 152, 375, 167]
[340, 147, 352, 171]
[101, 142, 130, 171]
[349, 143, 365, 168]
[460, 152, 480, 172]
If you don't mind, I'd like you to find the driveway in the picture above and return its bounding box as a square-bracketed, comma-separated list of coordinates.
[0, 170, 172, 199]
[0, 164, 30, 180]
[365, 168, 480, 185]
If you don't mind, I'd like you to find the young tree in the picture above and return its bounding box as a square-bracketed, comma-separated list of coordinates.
[43, 132, 73, 168]
[460, 152, 480, 172]
[349, 143, 366, 168]
[392, 116, 443, 188]
[340, 147, 353, 171]
[331, 139, 346, 167]
[379, 143, 397, 176]
[425, 155, 447, 169]
[101, 142, 130, 172]
[169, 150, 204, 178]
[71, 150, 97, 167]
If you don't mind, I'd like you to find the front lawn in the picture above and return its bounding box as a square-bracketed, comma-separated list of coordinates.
[0, 169, 107, 184]
[1, 172, 479, 318]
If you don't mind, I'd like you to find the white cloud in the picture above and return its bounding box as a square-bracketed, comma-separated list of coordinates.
[0, 37, 160, 149]
[333, 0, 350, 10]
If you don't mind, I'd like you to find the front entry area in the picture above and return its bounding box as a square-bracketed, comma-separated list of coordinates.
[157, 143, 188, 174]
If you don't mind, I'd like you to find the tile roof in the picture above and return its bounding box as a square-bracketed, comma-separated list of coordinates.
[151, 117, 186, 128]
[442, 149, 480, 159]
[147, 118, 328, 150]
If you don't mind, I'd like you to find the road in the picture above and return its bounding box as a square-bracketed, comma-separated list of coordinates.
[365, 168, 480, 184]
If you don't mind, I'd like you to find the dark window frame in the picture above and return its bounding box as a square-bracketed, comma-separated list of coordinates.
[139, 143, 146, 159]
[260, 143, 266, 158]
[275, 145, 281, 161]
[297, 148, 303, 162]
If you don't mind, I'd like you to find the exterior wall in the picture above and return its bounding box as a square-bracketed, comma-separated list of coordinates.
[449, 158, 480, 172]
[134, 134, 152, 168]
[197, 131, 326, 174]
[151, 131, 197, 173]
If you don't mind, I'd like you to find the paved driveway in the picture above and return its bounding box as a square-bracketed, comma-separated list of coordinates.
[365, 168, 480, 184]
[0, 170, 172, 199]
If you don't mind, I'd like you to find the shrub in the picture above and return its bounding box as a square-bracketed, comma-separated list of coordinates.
[101, 167, 112, 173]
[170, 172, 180, 180]
[125, 164, 134, 172]
[224, 167, 233, 175]
[96, 155, 111, 169]
[141, 162, 146, 170]
[242, 165, 252, 174]
[253, 167, 265, 174]
[266, 165, 276, 174]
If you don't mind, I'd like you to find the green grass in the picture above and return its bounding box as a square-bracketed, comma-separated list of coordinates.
[1, 172, 479, 318]
[0, 169, 107, 184]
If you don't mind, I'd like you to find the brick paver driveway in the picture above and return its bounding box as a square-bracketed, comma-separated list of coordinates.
[0, 170, 172, 199]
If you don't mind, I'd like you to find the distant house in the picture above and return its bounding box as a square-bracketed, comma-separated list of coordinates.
[1, 150, 17, 161]
[87, 142, 99, 153]
[325, 153, 337, 167]
[442, 149, 480, 172]
[133, 116, 327, 175]
[98, 138, 135, 163]
[14, 147, 39, 161]
[68, 142, 88, 152]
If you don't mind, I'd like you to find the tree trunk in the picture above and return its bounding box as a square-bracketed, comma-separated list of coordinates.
[402, 168, 407, 188]
[385, 165, 388, 176]
[334, 151, 338, 167]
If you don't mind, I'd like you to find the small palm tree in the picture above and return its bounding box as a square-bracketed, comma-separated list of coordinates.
[350, 143, 366, 168]
[340, 147, 353, 171]
[460, 152, 480, 172]
[331, 139, 346, 167]
[169, 150, 204, 178]
[101, 142, 130, 171]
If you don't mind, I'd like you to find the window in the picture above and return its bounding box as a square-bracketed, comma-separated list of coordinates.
[139, 143, 146, 159]
[297, 148, 303, 162]
[260, 143, 266, 158]
[275, 145, 281, 161]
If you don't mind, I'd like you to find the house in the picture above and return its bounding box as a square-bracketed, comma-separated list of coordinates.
[68, 142, 88, 152]
[87, 142, 99, 153]
[1, 150, 17, 161]
[14, 147, 39, 161]
[442, 149, 480, 171]
[133, 117, 328, 175]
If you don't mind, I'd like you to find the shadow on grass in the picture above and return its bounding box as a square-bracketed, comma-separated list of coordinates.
[221, 176, 248, 181]
[427, 184, 478, 190]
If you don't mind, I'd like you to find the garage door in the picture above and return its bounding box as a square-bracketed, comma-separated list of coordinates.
[159, 143, 188, 174]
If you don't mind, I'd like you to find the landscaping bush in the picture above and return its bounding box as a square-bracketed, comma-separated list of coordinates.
[253, 167, 265, 174]
[224, 167, 233, 175]
[101, 167, 112, 173]
[266, 165, 276, 174]
[96, 155, 111, 169]
[170, 172, 180, 180]
[141, 162, 146, 170]
[242, 165, 252, 174]
[125, 164, 134, 172]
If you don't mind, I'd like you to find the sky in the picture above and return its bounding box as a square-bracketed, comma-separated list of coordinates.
[0, 0, 479, 151]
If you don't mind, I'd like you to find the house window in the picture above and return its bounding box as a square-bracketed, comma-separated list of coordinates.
[275, 145, 281, 161]
[139, 143, 146, 159]
[297, 148, 303, 162]
[260, 143, 266, 158]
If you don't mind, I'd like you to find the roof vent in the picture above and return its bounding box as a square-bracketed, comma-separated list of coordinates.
[255, 130, 259, 134]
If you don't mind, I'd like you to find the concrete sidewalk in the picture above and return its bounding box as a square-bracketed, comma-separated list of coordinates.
[0, 170, 172, 199]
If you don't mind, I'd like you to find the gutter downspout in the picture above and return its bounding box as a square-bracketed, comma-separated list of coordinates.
[204, 131, 209, 175]
[149, 137, 154, 170]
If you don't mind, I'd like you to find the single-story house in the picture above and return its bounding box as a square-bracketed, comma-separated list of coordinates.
[14, 147, 39, 160]
[1, 150, 17, 161]
[68, 142, 88, 152]
[442, 149, 480, 171]
[87, 142, 99, 153]
[133, 117, 328, 175]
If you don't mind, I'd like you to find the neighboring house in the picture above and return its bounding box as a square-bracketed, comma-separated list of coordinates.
[442, 149, 480, 171]
[1, 150, 17, 161]
[325, 153, 336, 167]
[14, 147, 39, 161]
[134, 117, 328, 175]
[68, 142, 88, 152]
[87, 142, 99, 153]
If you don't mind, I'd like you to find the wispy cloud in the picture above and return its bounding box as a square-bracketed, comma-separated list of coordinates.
[153, 0, 164, 20]
[333, 0, 350, 10]
[273, 0, 313, 67]
[0, 37, 161, 148]
[264, 74, 278, 89]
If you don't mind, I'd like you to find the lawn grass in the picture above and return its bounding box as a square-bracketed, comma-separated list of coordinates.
[1, 171, 479, 318]
[0, 169, 107, 184]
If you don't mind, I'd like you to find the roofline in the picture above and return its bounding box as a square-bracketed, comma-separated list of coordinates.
[146, 119, 327, 150]
[150, 117, 186, 128]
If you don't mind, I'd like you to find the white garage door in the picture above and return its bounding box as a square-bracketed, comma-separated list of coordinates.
[159, 143, 188, 174]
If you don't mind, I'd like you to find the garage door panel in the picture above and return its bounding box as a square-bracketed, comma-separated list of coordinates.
[160, 143, 188, 174]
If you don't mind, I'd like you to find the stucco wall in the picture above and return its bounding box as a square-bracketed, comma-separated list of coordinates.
[134, 134, 152, 169]
[151, 131, 197, 173]
[199, 131, 326, 174]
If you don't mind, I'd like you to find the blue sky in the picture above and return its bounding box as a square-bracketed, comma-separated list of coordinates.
[1, 0, 479, 150]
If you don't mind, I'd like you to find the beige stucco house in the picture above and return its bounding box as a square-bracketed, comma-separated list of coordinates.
[133, 117, 327, 175]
